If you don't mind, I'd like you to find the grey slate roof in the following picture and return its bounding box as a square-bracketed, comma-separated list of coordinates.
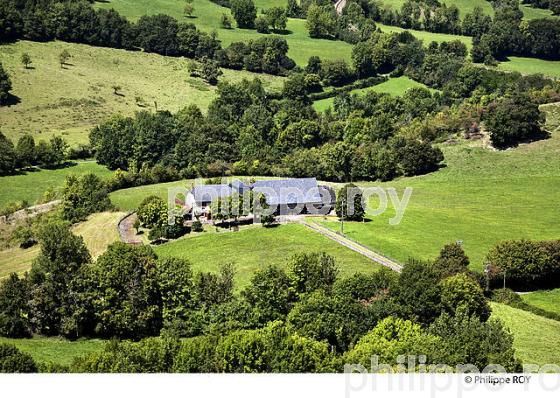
[252, 178, 322, 206]
[191, 184, 232, 204]
[230, 179, 251, 195]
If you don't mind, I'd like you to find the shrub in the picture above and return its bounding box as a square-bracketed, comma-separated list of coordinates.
[440, 273, 490, 321]
[71, 338, 180, 373]
[486, 239, 560, 289]
[0, 274, 31, 338]
[485, 93, 544, 149]
[0, 344, 37, 373]
[343, 317, 444, 369]
[192, 220, 203, 232]
[433, 243, 470, 278]
[61, 173, 112, 222]
[137, 196, 168, 229]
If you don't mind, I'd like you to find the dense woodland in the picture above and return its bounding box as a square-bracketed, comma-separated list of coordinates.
[0, 222, 522, 372]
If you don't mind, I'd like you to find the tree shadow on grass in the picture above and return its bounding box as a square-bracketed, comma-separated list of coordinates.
[1, 93, 21, 107]
[271, 29, 293, 35]
[494, 129, 551, 150]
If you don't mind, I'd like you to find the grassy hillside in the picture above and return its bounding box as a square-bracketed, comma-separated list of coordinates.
[497, 57, 560, 79]
[0, 211, 125, 279]
[71, 211, 126, 259]
[154, 223, 382, 289]
[378, 0, 557, 20]
[377, 23, 473, 50]
[490, 302, 560, 366]
[320, 105, 560, 271]
[0, 336, 104, 366]
[522, 289, 560, 316]
[0, 40, 285, 145]
[94, 0, 353, 66]
[0, 246, 39, 280]
[110, 179, 192, 211]
[313, 76, 433, 112]
[0, 161, 112, 208]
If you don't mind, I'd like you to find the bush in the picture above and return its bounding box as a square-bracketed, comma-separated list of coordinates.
[137, 196, 168, 229]
[230, 0, 257, 29]
[428, 311, 520, 372]
[485, 93, 544, 149]
[440, 273, 490, 321]
[61, 173, 112, 223]
[0, 62, 12, 106]
[343, 317, 444, 369]
[0, 131, 16, 175]
[192, 220, 203, 232]
[335, 183, 364, 221]
[433, 243, 470, 278]
[0, 344, 37, 373]
[71, 338, 180, 373]
[486, 239, 560, 289]
[0, 274, 31, 338]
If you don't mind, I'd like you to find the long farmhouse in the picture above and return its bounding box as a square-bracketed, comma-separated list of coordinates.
[187, 178, 336, 217]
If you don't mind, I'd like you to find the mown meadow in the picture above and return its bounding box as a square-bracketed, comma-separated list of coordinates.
[313, 75, 435, 111]
[491, 303, 560, 367]
[154, 223, 382, 289]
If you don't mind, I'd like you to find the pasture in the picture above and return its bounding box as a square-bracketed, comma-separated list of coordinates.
[154, 222, 382, 289]
[376, 23, 473, 50]
[497, 57, 560, 79]
[320, 105, 560, 271]
[0, 161, 113, 208]
[522, 289, 560, 316]
[313, 76, 433, 111]
[378, 0, 557, 20]
[0, 336, 105, 366]
[490, 302, 560, 366]
[0, 211, 125, 279]
[0, 40, 285, 145]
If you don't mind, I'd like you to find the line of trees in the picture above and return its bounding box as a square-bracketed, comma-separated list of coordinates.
[0, 224, 520, 372]
[486, 239, 560, 290]
[0, 133, 68, 175]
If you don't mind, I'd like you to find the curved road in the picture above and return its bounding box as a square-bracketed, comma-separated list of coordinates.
[334, 0, 346, 15]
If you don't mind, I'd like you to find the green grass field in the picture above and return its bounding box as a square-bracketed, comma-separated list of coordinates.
[110, 179, 192, 211]
[0, 161, 113, 208]
[94, 0, 353, 66]
[313, 76, 433, 112]
[522, 289, 560, 316]
[490, 302, 560, 366]
[320, 106, 560, 271]
[0, 336, 105, 366]
[154, 222, 382, 289]
[0, 246, 39, 280]
[71, 211, 126, 259]
[498, 56, 560, 79]
[377, 23, 473, 50]
[0, 211, 125, 279]
[378, 0, 557, 20]
[0, 40, 285, 146]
